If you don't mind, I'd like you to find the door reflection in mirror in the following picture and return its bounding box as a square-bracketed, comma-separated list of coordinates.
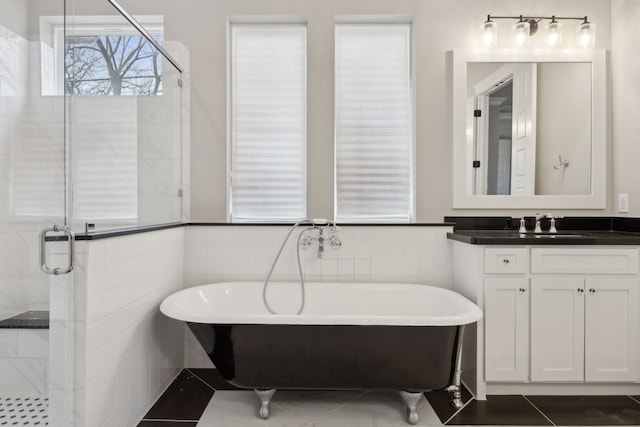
[468, 62, 591, 196]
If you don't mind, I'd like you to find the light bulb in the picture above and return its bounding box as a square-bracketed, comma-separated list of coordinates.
[482, 19, 498, 48]
[512, 20, 530, 47]
[577, 21, 595, 48]
[547, 20, 563, 47]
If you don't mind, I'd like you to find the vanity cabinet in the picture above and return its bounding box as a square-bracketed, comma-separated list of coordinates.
[484, 277, 529, 382]
[451, 241, 640, 399]
[531, 276, 639, 382]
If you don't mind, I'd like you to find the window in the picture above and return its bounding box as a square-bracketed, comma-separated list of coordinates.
[334, 23, 414, 222]
[42, 16, 165, 96]
[229, 23, 307, 221]
[13, 17, 165, 220]
[65, 33, 163, 96]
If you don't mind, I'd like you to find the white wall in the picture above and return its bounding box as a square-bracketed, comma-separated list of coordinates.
[612, 0, 640, 217]
[52, 0, 614, 222]
[183, 224, 454, 367]
[74, 227, 185, 427]
[536, 63, 591, 195]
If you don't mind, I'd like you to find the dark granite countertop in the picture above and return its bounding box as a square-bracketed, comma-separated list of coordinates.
[0, 311, 49, 329]
[447, 230, 640, 245]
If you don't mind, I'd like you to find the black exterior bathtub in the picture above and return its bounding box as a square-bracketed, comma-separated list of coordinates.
[160, 281, 482, 424]
[188, 323, 461, 392]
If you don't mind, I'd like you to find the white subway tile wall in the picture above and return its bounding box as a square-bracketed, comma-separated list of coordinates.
[75, 227, 185, 427]
[183, 225, 454, 368]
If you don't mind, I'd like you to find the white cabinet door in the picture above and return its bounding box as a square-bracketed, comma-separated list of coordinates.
[484, 277, 529, 382]
[584, 277, 639, 382]
[531, 277, 585, 382]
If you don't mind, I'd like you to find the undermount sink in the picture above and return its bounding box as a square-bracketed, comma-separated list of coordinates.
[464, 230, 591, 238]
[530, 233, 586, 238]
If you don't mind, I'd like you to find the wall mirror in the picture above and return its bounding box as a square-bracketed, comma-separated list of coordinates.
[452, 49, 606, 209]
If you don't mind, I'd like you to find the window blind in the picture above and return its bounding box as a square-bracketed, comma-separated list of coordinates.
[229, 24, 307, 221]
[11, 111, 138, 221]
[72, 101, 138, 221]
[335, 24, 414, 222]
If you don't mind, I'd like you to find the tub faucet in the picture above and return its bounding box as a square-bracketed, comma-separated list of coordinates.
[317, 227, 326, 258]
[300, 221, 342, 258]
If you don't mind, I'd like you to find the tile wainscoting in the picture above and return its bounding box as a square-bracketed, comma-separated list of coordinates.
[74, 227, 186, 426]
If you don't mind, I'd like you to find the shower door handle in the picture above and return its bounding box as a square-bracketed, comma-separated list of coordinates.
[40, 225, 75, 275]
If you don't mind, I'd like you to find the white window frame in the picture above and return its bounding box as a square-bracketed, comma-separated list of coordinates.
[40, 15, 164, 96]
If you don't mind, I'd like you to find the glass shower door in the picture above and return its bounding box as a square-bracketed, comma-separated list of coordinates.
[0, 0, 75, 425]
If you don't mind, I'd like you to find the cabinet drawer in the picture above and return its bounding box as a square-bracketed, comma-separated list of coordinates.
[531, 248, 639, 274]
[484, 248, 529, 274]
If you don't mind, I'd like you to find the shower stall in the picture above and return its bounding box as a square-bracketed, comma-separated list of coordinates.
[0, 0, 185, 424]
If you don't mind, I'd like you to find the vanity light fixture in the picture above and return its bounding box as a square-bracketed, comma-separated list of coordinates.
[482, 15, 595, 48]
[547, 17, 562, 48]
[512, 16, 531, 47]
[481, 16, 498, 48]
[577, 19, 596, 48]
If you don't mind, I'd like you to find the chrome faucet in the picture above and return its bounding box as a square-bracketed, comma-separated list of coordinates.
[518, 217, 527, 233]
[300, 220, 342, 258]
[317, 227, 326, 258]
[534, 213, 544, 233]
[531, 213, 559, 233]
[546, 213, 558, 233]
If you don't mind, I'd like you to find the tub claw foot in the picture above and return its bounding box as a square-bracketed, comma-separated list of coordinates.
[399, 391, 422, 425]
[254, 389, 276, 419]
[446, 384, 463, 409]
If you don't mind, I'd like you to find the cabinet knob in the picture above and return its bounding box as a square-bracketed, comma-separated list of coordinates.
[502, 258, 510, 264]
[519, 288, 526, 293]
[577, 288, 584, 293]
[589, 288, 596, 294]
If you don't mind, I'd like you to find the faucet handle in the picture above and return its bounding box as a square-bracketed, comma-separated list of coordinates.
[518, 217, 527, 233]
[534, 213, 543, 233]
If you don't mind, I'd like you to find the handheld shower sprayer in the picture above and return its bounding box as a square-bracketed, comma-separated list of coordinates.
[262, 218, 342, 315]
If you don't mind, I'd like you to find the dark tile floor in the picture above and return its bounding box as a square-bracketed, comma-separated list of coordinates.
[137, 369, 238, 426]
[138, 369, 640, 426]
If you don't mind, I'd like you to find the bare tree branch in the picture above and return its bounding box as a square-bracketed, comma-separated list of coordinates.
[66, 34, 163, 96]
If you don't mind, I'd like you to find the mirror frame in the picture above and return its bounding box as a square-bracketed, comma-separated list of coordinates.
[452, 49, 606, 209]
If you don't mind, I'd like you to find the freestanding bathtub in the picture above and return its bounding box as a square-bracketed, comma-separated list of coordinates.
[160, 281, 482, 424]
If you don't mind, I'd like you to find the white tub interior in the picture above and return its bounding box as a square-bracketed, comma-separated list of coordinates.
[161, 281, 482, 326]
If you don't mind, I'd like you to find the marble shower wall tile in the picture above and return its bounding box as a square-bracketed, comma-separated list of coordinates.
[0, 328, 49, 396]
